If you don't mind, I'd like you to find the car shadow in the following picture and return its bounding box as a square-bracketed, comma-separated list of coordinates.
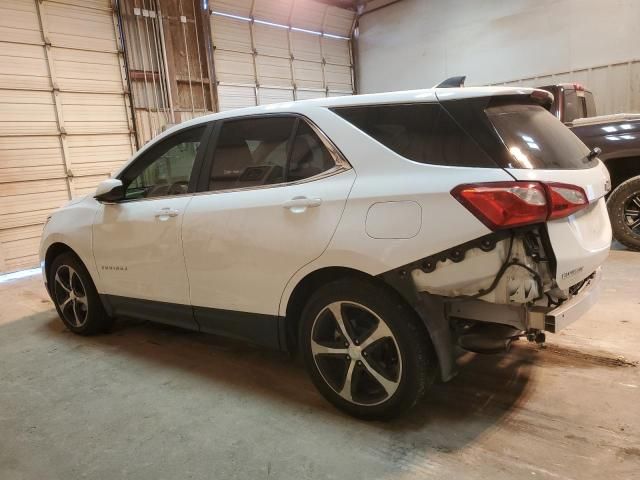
[33, 311, 538, 453]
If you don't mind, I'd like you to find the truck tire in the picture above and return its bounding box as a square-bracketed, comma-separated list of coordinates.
[607, 176, 640, 251]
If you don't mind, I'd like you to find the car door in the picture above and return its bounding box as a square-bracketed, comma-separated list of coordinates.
[181, 115, 355, 347]
[93, 124, 211, 328]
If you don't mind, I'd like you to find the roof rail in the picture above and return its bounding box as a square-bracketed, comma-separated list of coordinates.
[434, 76, 466, 88]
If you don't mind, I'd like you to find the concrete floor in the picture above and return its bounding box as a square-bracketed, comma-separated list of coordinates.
[1, 251, 639, 480]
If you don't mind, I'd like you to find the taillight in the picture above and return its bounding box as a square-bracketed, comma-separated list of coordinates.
[451, 181, 589, 230]
[545, 182, 588, 219]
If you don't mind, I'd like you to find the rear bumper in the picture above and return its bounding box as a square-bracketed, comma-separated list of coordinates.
[543, 268, 602, 333]
[447, 268, 603, 337]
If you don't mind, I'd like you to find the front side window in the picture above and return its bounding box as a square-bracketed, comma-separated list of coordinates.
[207, 116, 335, 192]
[123, 126, 205, 200]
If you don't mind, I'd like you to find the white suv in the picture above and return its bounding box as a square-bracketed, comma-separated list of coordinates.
[40, 87, 611, 419]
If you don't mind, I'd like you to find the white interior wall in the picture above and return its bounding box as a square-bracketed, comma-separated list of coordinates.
[356, 0, 640, 113]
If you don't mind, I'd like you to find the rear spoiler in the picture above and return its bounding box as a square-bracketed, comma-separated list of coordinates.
[434, 75, 553, 109]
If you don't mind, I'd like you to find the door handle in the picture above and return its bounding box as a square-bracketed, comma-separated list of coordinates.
[283, 196, 322, 212]
[154, 207, 180, 218]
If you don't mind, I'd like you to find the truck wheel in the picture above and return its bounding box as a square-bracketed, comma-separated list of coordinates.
[299, 277, 437, 420]
[607, 176, 640, 251]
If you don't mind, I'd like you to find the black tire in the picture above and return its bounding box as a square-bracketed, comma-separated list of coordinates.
[49, 252, 113, 335]
[607, 176, 640, 251]
[299, 277, 437, 420]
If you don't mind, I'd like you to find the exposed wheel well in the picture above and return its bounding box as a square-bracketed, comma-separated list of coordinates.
[604, 156, 640, 191]
[284, 266, 428, 354]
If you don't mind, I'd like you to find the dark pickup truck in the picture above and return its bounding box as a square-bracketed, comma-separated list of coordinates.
[539, 83, 640, 250]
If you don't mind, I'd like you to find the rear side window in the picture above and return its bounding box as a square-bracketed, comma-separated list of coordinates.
[486, 104, 592, 169]
[289, 122, 335, 181]
[209, 117, 294, 191]
[331, 104, 496, 167]
[207, 116, 336, 192]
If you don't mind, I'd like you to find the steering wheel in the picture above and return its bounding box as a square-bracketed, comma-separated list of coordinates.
[168, 181, 189, 195]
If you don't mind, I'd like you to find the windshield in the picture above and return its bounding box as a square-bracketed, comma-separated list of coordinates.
[486, 104, 594, 169]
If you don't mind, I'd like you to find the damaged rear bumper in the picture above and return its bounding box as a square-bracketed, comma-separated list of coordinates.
[530, 268, 602, 333]
[448, 268, 602, 334]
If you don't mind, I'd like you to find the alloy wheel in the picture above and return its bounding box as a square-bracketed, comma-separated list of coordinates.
[623, 193, 640, 234]
[53, 265, 89, 328]
[310, 301, 402, 406]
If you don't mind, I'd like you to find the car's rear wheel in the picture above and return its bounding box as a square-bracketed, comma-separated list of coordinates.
[49, 252, 113, 335]
[299, 278, 436, 420]
[607, 176, 640, 251]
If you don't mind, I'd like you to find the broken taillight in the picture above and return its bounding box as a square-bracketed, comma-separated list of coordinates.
[451, 181, 588, 230]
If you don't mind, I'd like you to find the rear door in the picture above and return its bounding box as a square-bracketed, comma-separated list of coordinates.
[181, 115, 355, 347]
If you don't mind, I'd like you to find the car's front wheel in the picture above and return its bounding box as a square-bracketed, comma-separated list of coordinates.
[299, 278, 436, 420]
[49, 252, 113, 335]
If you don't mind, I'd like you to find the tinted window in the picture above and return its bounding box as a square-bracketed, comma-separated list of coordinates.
[209, 117, 294, 191]
[288, 122, 335, 181]
[207, 117, 335, 191]
[486, 104, 592, 169]
[563, 89, 586, 122]
[123, 126, 205, 200]
[584, 92, 597, 117]
[331, 103, 496, 167]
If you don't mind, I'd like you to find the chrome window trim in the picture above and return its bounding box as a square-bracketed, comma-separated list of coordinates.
[301, 115, 352, 170]
[103, 165, 351, 205]
[100, 193, 195, 205]
[191, 164, 350, 198]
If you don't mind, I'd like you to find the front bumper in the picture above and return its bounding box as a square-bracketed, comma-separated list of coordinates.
[541, 268, 602, 333]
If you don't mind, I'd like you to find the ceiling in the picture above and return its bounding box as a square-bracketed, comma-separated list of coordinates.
[314, 0, 399, 14]
[314, 0, 371, 11]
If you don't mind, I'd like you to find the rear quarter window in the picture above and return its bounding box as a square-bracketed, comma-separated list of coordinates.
[331, 103, 497, 168]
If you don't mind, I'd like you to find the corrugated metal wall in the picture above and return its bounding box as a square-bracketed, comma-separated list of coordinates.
[355, 0, 640, 116]
[491, 60, 640, 116]
[118, 0, 356, 144]
[210, 0, 355, 111]
[0, 0, 135, 273]
[0, 0, 355, 274]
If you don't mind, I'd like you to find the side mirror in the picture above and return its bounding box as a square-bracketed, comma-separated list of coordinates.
[95, 179, 124, 203]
